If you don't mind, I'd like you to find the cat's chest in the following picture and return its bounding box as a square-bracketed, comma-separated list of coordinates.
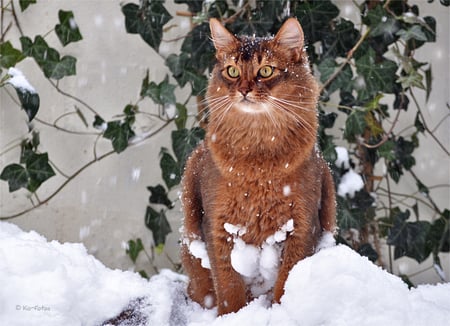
[210, 175, 306, 244]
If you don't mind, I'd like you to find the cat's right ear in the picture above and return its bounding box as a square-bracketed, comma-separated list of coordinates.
[209, 18, 238, 52]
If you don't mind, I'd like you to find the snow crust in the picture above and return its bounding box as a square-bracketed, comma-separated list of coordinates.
[1, 222, 449, 326]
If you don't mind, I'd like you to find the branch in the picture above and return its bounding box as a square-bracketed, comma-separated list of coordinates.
[319, 27, 371, 94]
[409, 90, 449, 156]
[0, 121, 172, 220]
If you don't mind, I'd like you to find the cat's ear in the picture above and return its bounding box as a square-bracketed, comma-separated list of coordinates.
[274, 18, 305, 61]
[209, 18, 238, 52]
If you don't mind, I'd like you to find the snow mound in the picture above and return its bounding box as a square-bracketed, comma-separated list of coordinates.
[1, 222, 449, 326]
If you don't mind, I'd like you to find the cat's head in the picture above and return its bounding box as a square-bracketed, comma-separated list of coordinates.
[206, 18, 319, 133]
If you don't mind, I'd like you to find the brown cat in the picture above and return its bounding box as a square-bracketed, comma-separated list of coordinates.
[181, 18, 336, 316]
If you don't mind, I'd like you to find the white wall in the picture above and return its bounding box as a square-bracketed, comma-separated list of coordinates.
[1, 1, 448, 283]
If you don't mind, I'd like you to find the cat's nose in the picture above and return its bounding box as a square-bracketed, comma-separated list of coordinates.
[238, 81, 253, 97]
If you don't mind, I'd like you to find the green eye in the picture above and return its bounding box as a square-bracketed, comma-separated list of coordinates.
[259, 66, 273, 78]
[227, 66, 240, 78]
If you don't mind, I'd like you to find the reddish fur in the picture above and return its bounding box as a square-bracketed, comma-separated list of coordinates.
[181, 18, 336, 315]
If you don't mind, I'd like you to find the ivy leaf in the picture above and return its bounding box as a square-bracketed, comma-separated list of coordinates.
[165, 53, 208, 95]
[0, 41, 25, 68]
[424, 67, 432, 102]
[147, 184, 173, 208]
[396, 25, 427, 42]
[160, 148, 180, 190]
[20, 36, 76, 80]
[378, 140, 395, 160]
[126, 238, 144, 263]
[7, 68, 40, 121]
[175, 103, 188, 130]
[181, 22, 215, 72]
[387, 208, 431, 263]
[122, 1, 172, 52]
[19, 0, 36, 11]
[55, 10, 83, 46]
[25, 152, 56, 192]
[293, 0, 339, 43]
[93, 115, 106, 130]
[0, 164, 28, 192]
[355, 48, 398, 98]
[141, 73, 176, 105]
[344, 109, 367, 142]
[145, 206, 172, 247]
[103, 120, 135, 153]
[387, 137, 416, 183]
[172, 127, 205, 168]
[426, 210, 450, 255]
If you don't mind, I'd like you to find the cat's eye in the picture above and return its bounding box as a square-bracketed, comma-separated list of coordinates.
[258, 66, 273, 78]
[227, 66, 240, 78]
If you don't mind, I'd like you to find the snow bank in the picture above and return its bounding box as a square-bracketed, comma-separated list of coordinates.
[1, 222, 449, 326]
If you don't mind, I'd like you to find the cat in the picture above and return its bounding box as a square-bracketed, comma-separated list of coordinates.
[180, 17, 336, 316]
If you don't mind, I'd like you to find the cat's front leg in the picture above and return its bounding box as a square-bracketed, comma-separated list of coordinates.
[272, 233, 314, 303]
[207, 236, 247, 315]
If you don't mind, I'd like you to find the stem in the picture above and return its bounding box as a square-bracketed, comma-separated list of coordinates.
[319, 27, 371, 94]
[0, 121, 172, 220]
[409, 90, 449, 156]
[361, 108, 402, 149]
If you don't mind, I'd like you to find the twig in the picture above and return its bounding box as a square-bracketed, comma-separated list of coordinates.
[0, 121, 172, 220]
[361, 108, 402, 149]
[319, 27, 371, 94]
[409, 90, 449, 156]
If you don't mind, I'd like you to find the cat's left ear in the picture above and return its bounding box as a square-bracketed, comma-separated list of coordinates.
[209, 18, 238, 52]
[274, 18, 305, 62]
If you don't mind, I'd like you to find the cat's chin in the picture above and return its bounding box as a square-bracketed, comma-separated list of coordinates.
[235, 101, 270, 114]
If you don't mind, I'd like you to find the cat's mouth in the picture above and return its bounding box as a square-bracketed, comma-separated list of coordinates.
[235, 100, 270, 114]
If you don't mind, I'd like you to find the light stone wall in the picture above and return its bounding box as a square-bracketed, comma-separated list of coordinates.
[0, 1, 448, 283]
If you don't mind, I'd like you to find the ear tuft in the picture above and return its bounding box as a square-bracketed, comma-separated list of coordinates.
[274, 18, 304, 50]
[209, 18, 237, 51]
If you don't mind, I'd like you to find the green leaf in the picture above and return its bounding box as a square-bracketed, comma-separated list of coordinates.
[387, 208, 431, 263]
[293, 0, 339, 44]
[427, 210, 450, 254]
[165, 53, 208, 95]
[355, 48, 398, 98]
[344, 109, 367, 141]
[6, 68, 40, 121]
[145, 207, 172, 247]
[20, 36, 76, 80]
[387, 137, 416, 183]
[424, 67, 432, 102]
[122, 1, 172, 51]
[160, 149, 180, 190]
[0, 164, 28, 192]
[181, 22, 214, 73]
[103, 120, 135, 153]
[25, 152, 56, 192]
[0, 41, 25, 68]
[141, 73, 176, 105]
[378, 140, 395, 160]
[55, 10, 83, 46]
[175, 103, 188, 130]
[126, 238, 144, 263]
[19, 0, 36, 11]
[396, 25, 427, 42]
[93, 115, 106, 129]
[147, 184, 173, 208]
[171, 127, 205, 168]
